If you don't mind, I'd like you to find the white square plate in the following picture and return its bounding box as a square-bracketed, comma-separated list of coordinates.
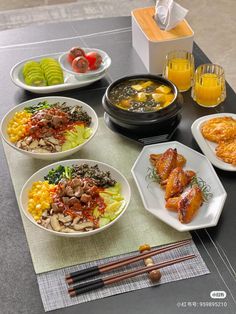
[191, 113, 236, 171]
[131, 141, 227, 232]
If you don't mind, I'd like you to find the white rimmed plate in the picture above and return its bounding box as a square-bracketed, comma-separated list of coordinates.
[20, 159, 131, 237]
[10, 52, 107, 94]
[191, 113, 236, 171]
[59, 48, 111, 79]
[1, 96, 98, 160]
[131, 141, 227, 232]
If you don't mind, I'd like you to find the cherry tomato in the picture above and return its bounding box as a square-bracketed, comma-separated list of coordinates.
[85, 52, 102, 70]
[67, 47, 85, 64]
[72, 56, 89, 73]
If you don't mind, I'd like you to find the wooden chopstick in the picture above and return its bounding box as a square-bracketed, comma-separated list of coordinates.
[66, 239, 191, 285]
[69, 254, 196, 297]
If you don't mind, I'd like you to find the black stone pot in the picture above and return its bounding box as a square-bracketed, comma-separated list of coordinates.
[102, 74, 183, 135]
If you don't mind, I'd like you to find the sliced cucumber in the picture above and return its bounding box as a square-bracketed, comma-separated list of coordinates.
[99, 217, 111, 227]
[23, 58, 64, 86]
[23, 61, 41, 76]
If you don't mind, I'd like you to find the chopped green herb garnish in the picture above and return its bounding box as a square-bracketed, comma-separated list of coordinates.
[146, 166, 161, 186]
[190, 176, 213, 202]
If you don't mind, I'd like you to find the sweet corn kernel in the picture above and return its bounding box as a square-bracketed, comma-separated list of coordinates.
[27, 181, 55, 221]
[7, 111, 32, 142]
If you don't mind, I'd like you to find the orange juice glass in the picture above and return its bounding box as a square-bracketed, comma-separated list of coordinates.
[163, 51, 194, 92]
[192, 64, 226, 107]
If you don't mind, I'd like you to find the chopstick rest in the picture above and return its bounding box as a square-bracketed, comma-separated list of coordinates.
[68, 254, 196, 297]
[66, 239, 191, 285]
[139, 244, 162, 282]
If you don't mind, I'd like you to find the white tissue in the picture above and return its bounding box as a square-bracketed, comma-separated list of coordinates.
[155, 0, 188, 31]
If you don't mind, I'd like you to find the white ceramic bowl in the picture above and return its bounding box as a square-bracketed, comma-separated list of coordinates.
[59, 48, 111, 80]
[1, 96, 98, 160]
[20, 159, 131, 237]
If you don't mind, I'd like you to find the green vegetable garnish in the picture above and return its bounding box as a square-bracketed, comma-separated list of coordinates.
[190, 176, 213, 202]
[146, 166, 161, 185]
[24, 101, 53, 114]
[44, 165, 73, 184]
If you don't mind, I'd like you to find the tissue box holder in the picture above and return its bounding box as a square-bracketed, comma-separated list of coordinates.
[132, 7, 194, 74]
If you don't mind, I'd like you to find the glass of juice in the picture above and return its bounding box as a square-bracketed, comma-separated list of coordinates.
[192, 64, 226, 107]
[163, 50, 195, 92]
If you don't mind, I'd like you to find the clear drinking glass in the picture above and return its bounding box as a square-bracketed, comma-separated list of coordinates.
[163, 50, 195, 92]
[191, 64, 226, 107]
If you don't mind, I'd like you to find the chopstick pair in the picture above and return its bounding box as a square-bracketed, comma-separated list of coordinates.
[66, 239, 191, 285]
[68, 254, 195, 297]
[66, 239, 195, 297]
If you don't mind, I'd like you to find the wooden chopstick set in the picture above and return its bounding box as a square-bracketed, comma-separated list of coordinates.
[65, 239, 195, 297]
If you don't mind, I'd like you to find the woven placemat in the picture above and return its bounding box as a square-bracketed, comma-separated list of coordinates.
[2, 117, 190, 274]
[37, 240, 209, 312]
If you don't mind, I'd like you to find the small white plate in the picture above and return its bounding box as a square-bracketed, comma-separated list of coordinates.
[59, 48, 111, 79]
[20, 159, 131, 237]
[131, 141, 227, 232]
[10, 52, 107, 94]
[191, 113, 236, 171]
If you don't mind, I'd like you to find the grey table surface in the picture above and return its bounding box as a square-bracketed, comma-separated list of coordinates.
[0, 17, 236, 314]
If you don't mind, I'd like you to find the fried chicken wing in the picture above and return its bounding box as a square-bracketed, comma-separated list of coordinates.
[185, 170, 196, 182]
[164, 168, 196, 200]
[178, 186, 203, 224]
[150, 153, 186, 168]
[164, 167, 188, 200]
[176, 154, 187, 168]
[165, 197, 180, 211]
[216, 138, 236, 165]
[201, 117, 236, 143]
[155, 148, 177, 181]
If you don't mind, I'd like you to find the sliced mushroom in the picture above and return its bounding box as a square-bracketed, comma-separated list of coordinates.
[42, 210, 49, 218]
[39, 139, 46, 146]
[71, 216, 81, 226]
[73, 221, 94, 231]
[16, 141, 22, 148]
[50, 215, 62, 232]
[29, 140, 39, 149]
[25, 136, 33, 145]
[55, 145, 61, 152]
[58, 214, 72, 224]
[19, 140, 27, 148]
[47, 136, 59, 145]
[85, 227, 94, 232]
[41, 217, 51, 229]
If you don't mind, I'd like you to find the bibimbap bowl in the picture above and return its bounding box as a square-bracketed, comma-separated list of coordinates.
[102, 74, 182, 134]
[20, 159, 131, 237]
[1, 96, 98, 160]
